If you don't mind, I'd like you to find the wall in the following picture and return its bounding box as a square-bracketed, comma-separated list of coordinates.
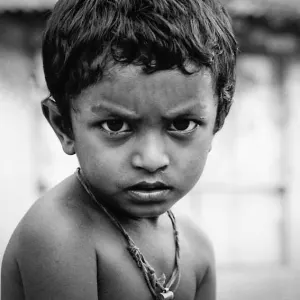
[286, 60, 300, 268]
[0, 37, 37, 261]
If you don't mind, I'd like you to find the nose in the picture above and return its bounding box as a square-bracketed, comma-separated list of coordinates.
[131, 132, 170, 173]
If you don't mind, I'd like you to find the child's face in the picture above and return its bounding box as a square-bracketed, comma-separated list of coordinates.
[70, 65, 217, 218]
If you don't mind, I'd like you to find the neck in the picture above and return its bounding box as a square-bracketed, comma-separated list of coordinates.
[114, 212, 164, 232]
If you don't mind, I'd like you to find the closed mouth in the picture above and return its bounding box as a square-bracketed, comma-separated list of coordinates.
[127, 181, 172, 191]
[126, 189, 171, 202]
[125, 181, 172, 202]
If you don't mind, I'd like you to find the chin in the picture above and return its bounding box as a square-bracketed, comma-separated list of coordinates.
[127, 201, 176, 219]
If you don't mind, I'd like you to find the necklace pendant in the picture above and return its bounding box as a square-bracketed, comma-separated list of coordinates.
[157, 290, 174, 300]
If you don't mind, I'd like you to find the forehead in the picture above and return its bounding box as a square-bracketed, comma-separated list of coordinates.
[76, 65, 215, 113]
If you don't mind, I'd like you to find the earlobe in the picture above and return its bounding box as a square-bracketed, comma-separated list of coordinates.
[41, 98, 75, 155]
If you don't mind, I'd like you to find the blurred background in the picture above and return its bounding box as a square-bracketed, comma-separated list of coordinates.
[0, 0, 300, 299]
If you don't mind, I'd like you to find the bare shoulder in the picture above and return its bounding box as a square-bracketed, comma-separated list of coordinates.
[1, 174, 98, 300]
[14, 173, 94, 251]
[175, 213, 216, 300]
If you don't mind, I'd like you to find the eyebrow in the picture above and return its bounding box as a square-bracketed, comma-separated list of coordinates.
[164, 100, 209, 119]
[90, 101, 140, 120]
[90, 99, 208, 120]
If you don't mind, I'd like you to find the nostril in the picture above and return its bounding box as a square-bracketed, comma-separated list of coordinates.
[131, 153, 169, 173]
[131, 133, 170, 172]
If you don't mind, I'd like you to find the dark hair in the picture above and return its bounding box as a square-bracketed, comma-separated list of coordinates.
[42, 0, 238, 132]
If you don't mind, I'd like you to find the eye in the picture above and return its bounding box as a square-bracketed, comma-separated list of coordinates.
[169, 118, 199, 133]
[100, 119, 131, 134]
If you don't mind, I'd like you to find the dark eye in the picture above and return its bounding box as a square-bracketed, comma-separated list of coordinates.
[169, 119, 198, 132]
[101, 120, 130, 133]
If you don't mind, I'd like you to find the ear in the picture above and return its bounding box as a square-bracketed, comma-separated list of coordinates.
[41, 98, 75, 155]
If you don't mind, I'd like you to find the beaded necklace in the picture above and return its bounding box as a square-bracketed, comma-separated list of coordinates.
[76, 168, 180, 300]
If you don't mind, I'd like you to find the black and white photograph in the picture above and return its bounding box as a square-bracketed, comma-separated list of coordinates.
[0, 1, 300, 299]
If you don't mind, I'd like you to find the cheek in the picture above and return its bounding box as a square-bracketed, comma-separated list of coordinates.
[78, 148, 127, 196]
[83, 148, 123, 173]
[175, 141, 211, 187]
[183, 152, 208, 179]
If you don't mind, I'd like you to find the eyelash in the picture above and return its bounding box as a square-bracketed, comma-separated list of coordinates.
[99, 119, 131, 136]
[98, 118, 203, 136]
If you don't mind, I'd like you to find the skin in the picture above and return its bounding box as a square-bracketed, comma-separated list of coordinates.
[1, 65, 217, 300]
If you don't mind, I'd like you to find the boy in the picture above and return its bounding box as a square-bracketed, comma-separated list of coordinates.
[1, 0, 237, 299]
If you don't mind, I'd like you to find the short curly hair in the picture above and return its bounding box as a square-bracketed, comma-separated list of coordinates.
[42, 0, 238, 133]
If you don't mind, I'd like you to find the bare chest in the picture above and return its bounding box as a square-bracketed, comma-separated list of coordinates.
[94, 233, 199, 300]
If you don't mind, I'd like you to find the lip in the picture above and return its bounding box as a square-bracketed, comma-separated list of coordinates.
[127, 181, 171, 190]
[126, 189, 171, 202]
[125, 181, 173, 202]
